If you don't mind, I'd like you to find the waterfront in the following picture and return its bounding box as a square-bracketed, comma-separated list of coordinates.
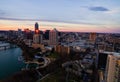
[0, 47, 26, 79]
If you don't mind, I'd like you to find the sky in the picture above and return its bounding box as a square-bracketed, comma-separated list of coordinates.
[0, 0, 120, 33]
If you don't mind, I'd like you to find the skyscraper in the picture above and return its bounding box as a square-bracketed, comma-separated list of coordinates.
[105, 52, 120, 82]
[49, 28, 58, 45]
[33, 22, 43, 44]
[35, 22, 39, 30]
[44, 30, 50, 40]
[35, 22, 39, 34]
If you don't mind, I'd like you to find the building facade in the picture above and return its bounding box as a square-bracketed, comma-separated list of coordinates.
[49, 28, 58, 45]
[105, 53, 120, 82]
[35, 22, 39, 34]
[33, 34, 42, 44]
[89, 32, 96, 41]
[55, 45, 70, 55]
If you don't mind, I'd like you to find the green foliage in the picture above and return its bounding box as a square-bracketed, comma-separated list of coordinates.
[40, 69, 65, 82]
[48, 52, 59, 59]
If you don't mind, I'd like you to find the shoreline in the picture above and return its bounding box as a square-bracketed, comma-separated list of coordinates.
[0, 47, 25, 80]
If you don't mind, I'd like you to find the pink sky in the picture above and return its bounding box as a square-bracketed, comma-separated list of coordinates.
[0, 20, 119, 33]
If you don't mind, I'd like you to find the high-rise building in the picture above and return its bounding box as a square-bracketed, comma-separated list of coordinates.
[105, 52, 120, 82]
[98, 53, 108, 69]
[35, 22, 39, 30]
[49, 28, 58, 45]
[114, 60, 120, 82]
[33, 34, 43, 44]
[44, 30, 50, 40]
[89, 32, 96, 41]
[24, 28, 33, 40]
[35, 22, 39, 34]
[33, 22, 43, 44]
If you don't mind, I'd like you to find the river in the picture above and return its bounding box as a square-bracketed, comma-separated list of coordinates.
[0, 47, 26, 79]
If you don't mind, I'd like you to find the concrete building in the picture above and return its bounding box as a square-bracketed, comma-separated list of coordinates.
[33, 22, 43, 44]
[114, 60, 120, 82]
[44, 30, 50, 40]
[105, 52, 120, 82]
[33, 34, 43, 44]
[24, 28, 33, 40]
[49, 28, 58, 45]
[89, 32, 96, 41]
[24, 39, 32, 47]
[55, 45, 70, 55]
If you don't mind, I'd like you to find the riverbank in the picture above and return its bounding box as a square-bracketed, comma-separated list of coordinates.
[0, 48, 26, 80]
[0, 40, 68, 82]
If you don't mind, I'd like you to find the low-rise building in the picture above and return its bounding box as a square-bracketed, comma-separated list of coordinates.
[55, 45, 70, 55]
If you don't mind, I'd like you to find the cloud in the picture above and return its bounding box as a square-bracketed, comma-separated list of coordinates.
[0, 17, 99, 25]
[0, 17, 37, 21]
[105, 8, 120, 14]
[89, 6, 109, 11]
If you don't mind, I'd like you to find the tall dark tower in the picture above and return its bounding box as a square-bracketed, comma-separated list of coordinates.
[35, 22, 39, 34]
[35, 22, 39, 30]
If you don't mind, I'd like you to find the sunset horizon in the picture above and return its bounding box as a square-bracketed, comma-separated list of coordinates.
[0, 19, 120, 33]
[0, 0, 120, 33]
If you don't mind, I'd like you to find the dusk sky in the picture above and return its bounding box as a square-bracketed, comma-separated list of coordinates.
[0, 0, 120, 33]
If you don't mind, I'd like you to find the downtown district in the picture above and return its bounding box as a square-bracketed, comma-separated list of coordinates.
[0, 22, 120, 82]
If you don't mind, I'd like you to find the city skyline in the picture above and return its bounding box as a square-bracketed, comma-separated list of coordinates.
[0, 0, 120, 33]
